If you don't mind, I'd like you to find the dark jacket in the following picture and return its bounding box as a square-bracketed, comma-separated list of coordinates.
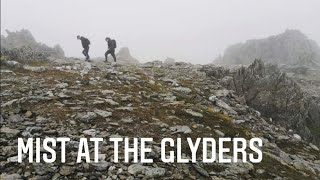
[107, 39, 116, 50]
[80, 37, 90, 48]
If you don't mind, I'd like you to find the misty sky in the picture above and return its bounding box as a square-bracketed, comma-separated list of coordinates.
[1, 0, 320, 64]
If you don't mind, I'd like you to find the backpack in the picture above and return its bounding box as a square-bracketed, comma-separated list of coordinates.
[111, 39, 117, 49]
[86, 38, 91, 45]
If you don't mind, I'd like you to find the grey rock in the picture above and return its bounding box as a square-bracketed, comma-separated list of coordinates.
[173, 87, 192, 94]
[184, 109, 203, 118]
[170, 125, 192, 134]
[221, 160, 254, 175]
[8, 114, 24, 123]
[55, 82, 68, 89]
[59, 166, 75, 176]
[145, 167, 166, 177]
[116, 107, 134, 111]
[127, 164, 165, 178]
[94, 109, 112, 118]
[121, 117, 134, 123]
[192, 163, 209, 177]
[128, 164, 146, 175]
[293, 161, 316, 175]
[309, 143, 319, 151]
[214, 129, 225, 137]
[1, 127, 20, 137]
[101, 89, 115, 95]
[3, 61, 23, 68]
[292, 134, 302, 142]
[116, 47, 139, 64]
[92, 162, 112, 171]
[83, 129, 97, 136]
[0, 173, 22, 180]
[209, 96, 237, 115]
[105, 99, 119, 106]
[78, 112, 97, 122]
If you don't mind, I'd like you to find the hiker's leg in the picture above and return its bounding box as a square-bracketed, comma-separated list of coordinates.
[105, 50, 111, 61]
[85, 47, 90, 60]
[111, 49, 116, 62]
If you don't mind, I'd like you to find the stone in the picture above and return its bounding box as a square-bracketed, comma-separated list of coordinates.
[94, 109, 112, 118]
[25, 111, 33, 118]
[184, 109, 203, 118]
[59, 166, 75, 176]
[221, 160, 254, 175]
[1, 99, 18, 107]
[0, 173, 22, 180]
[192, 164, 209, 177]
[121, 117, 134, 123]
[116, 47, 139, 64]
[292, 134, 302, 142]
[78, 112, 97, 122]
[293, 161, 316, 175]
[4, 61, 23, 68]
[92, 162, 112, 171]
[256, 169, 265, 174]
[309, 143, 319, 151]
[1, 127, 20, 137]
[127, 164, 165, 178]
[56, 82, 68, 89]
[170, 125, 192, 134]
[116, 107, 134, 111]
[209, 96, 237, 115]
[7, 155, 23, 162]
[8, 114, 24, 123]
[149, 80, 156, 85]
[214, 129, 225, 137]
[145, 167, 166, 177]
[57, 92, 70, 98]
[101, 90, 115, 95]
[233, 119, 246, 124]
[128, 164, 146, 175]
[214, 89, 231, 97]
[83, 129, 97, 136]
[105, 99, 119, 106]
[173, 87, 192, 94]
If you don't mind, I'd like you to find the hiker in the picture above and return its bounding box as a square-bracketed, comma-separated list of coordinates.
[77, 35, 91, 61]
[104, 37, 117, 62]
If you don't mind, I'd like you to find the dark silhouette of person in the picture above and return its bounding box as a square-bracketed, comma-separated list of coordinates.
[77, 35, 90, 61]
[105, 37, 117, 62]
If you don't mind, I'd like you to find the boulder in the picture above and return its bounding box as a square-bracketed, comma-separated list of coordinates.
[116, 47, 139, 64]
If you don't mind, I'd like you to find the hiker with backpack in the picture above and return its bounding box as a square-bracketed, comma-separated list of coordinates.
[104, 37, 117, 62]
[77, 35, 91, 62]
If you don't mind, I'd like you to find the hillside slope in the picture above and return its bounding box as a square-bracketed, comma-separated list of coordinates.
[1, 60, 319, 179]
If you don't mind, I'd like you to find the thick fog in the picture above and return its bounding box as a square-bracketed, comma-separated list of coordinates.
[1, 0, 320, 64]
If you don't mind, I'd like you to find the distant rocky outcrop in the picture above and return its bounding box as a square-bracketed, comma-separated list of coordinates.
[1, 29, 65, 61]
[164, 57, 175, 65]
[116, 47, 139, 64]
[215, 30, 320, 66]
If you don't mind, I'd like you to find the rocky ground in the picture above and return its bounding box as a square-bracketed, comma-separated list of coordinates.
[1, 59, 320, 179]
